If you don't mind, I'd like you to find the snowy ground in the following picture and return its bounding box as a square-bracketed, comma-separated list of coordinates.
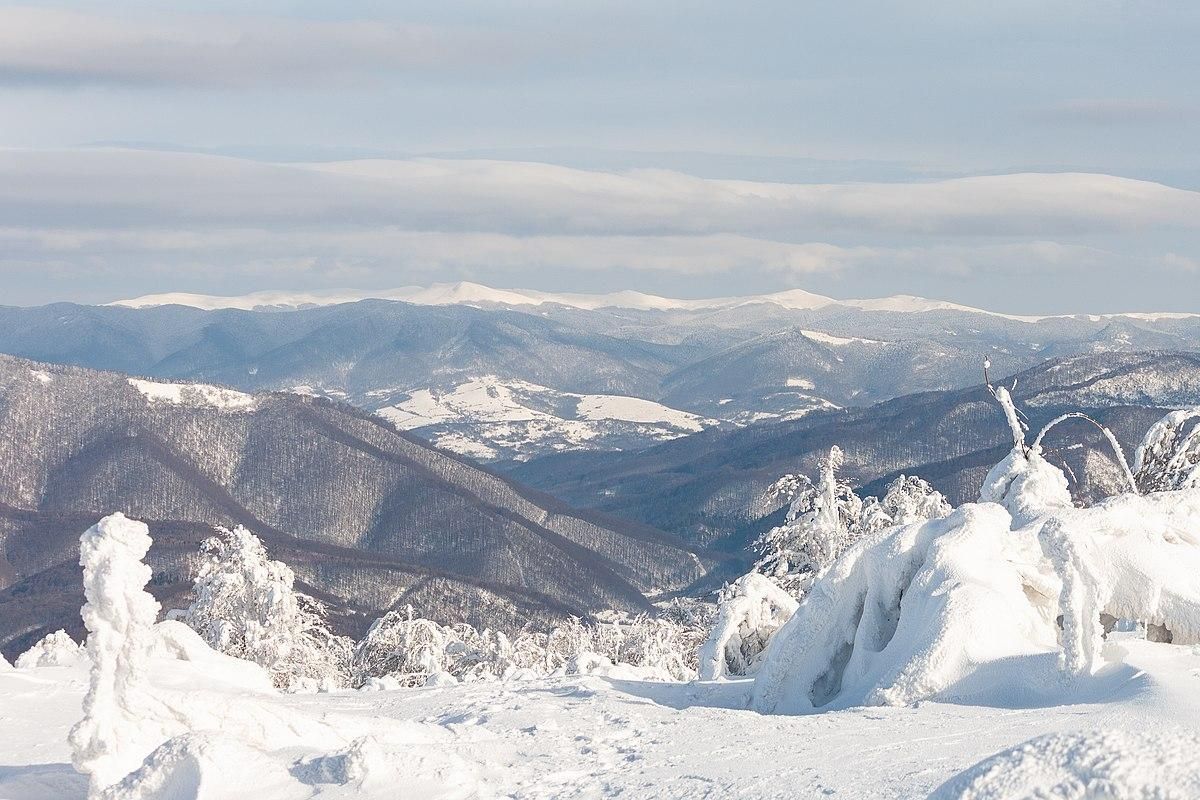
[3, 636, 1198, 799]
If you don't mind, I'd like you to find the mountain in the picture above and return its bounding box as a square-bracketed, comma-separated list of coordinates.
[3, 285, 1200, 463]
[0, 354, 731, 660]
[108, 280, 1200, 322]
[504, 351, 1200, 549]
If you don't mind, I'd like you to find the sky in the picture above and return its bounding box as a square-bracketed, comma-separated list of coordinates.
[2, 1, 1199, 313]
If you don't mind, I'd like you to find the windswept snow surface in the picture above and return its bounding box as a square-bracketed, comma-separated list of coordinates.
[3, 637, 1200, 799]
[374, 376, 716, 461]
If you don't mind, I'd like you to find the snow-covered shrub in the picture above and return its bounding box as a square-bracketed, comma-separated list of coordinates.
[698, 573, 798, 680]
[183, 526, 352, 691]
[69, 513, 170, 794]
[15, 629, 85, 668]
[752, 503, 1058, 714]
[752, 380, 1200, 715]
[1134, 405, 1200, 493]
[857, 474, 952, 536]
[352, 606, 706, 687]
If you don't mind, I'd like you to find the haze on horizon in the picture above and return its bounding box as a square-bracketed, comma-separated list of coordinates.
[2, 1, 1199, 314]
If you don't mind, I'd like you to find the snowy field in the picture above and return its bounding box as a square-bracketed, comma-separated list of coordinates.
[4, 634, 1200, 799]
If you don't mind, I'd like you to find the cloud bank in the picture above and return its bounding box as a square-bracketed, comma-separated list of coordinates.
[0, 8, 516, 87]
[1, 147, 1198, 307]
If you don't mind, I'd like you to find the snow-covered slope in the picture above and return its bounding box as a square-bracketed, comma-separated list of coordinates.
[373, 376, 717, 461]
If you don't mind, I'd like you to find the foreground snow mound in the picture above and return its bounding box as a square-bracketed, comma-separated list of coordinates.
[929, 728, 1200, 800]
[16, 630, 86, 669]
[98, 734, 293, 800]
[149, 621, 274, 693]
[752, 504, 1056, 714]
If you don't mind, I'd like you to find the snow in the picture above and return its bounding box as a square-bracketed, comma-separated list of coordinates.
[800, 329, 885, 346]
[574, 394, 707, 430]
[930, 728, 1200, 799]
[375, 376, 714, 460]
[15, 631, 85, 669]
[128, 379, 256, 411]
[5, 638, 1200, 799]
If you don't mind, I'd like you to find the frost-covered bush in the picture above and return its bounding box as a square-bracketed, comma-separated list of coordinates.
[352, 606, 707, 687]
[183, 526, 352, 691]
[15, 629, 85, 668]
[698, 573, 798, 680]
[69, 513, 170, 794]
[858, 474, 952, 536]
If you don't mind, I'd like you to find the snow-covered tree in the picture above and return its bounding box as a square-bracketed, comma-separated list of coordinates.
[1134, 406, 1200, 493]
[856, 475, 952, 537]
[15, 629, 84, 669]
[69, 513, 167, 794]
[753, 446, 863, 596]
[184, 526, 351, 691]
[352, 606, 707, 687]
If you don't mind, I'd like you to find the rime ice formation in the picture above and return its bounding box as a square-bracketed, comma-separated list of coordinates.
[68, 513, 167, 794]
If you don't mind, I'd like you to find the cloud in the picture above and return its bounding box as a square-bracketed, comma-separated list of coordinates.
[1, 148, 1197, 303]
[0, 227, 872, 278]
[1031, 99, 1193, 126]
[4, 148, 1200, 239]
[0, 8, 518, 87]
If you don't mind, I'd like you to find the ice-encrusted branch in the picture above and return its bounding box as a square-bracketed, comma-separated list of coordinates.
[1033, 412, 1139, 495]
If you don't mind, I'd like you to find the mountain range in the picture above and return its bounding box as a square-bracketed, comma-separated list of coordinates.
[0, 354, 729, 660]
[505, 350, 1200, 549]
[3, 282, 1200, 461]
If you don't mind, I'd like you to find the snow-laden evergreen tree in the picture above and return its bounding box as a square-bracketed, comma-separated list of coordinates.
[753, 446, 863, 597]
[184, 526, 352, 691]
[856, 475, 952, 537]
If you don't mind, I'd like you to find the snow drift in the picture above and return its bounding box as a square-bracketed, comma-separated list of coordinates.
[930, 728, 1200, 800]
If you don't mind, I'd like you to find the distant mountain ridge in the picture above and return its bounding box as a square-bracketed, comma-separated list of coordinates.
[2, 292, 1199, 463]
[0, 354, 731, 660]
[109, 280, 1199, 322]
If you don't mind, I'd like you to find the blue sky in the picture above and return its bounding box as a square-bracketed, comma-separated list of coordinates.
[2, 1, 1199, 312]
